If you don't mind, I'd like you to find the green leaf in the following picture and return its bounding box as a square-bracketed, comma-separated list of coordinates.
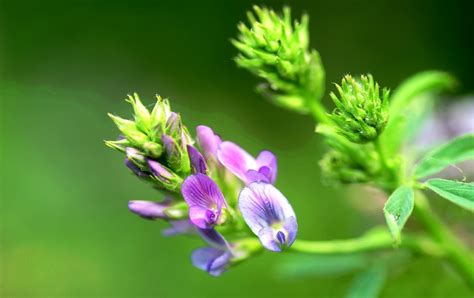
[276, 254, 368, 279]
[345, 264, 387, 298]
[381, 71, 456, 156]
[425, 178, 474, 211]
[383, 186, 414, 244]
[413, 134, 474, 179]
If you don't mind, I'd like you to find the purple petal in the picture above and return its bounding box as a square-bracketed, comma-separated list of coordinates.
[147, 159, 174, 182]
[238, 182, 297, 251]
[256, 150, 277, 184]
[196, 125, 222, 160]
[181, 174, 227, 229]
[128, 200, 168, 220]
[245, 169, 270, 184]
[187, 145, 208, 174]
[191, 247, 232, 276]
[283, 216, 298, 247]
[198, 228, 230, 250]
[217, 141, 257, 184]
[162, 220, 196, 236]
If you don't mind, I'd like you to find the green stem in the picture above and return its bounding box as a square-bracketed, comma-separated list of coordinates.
[374, 137, 390, 173]
[308, 100, 332, 125]
[413, 191, 474, 288]
[290, 227, 444, 257]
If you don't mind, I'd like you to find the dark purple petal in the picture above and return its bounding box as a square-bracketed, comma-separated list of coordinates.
[217, 141, 257, 184]
[198, 228, 230, 250]
[162, 220, 196, 236]
[128, 200, 168, 220]
[181, 174, 227, 229]
[187, 145, 208, 174]
[238, 182, 297, 251]
[191, 247, 232, 276]
[196, 125, 222, 160]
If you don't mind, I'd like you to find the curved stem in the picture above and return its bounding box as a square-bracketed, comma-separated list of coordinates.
[290, 227, 444, 257]
[308, 100, 332, 125]
[413, 191, 474, 288]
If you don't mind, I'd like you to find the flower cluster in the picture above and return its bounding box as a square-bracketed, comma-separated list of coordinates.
[232, 6, 325, 113]
[106, 94, 297, 275]
[329, 74, 389, 143]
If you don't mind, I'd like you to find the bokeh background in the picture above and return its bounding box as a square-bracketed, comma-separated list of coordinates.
[1, 0, 473, 297]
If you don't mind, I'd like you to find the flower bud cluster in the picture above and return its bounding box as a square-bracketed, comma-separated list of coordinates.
[329, 74, 389, 143]
[105, 94, 193, 191]
[232, 6, 324, 113]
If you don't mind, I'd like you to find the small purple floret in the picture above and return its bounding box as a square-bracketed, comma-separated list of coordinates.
[238, 182, 297, 252]
[181, 173, 227, 229]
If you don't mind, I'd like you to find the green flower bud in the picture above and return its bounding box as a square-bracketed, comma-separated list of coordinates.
[319, 150, 370, 184]
[329, 74, 389, 143]
[143, 141, 163, 159]
[232, 6, 325, 113]
[147, 159, 183, 191]
[108, 113, 148, 145]
[104, 138, 130, 153]
[126, 93, 151, 132]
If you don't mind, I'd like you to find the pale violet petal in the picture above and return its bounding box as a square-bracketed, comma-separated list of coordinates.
[217, 141, 257, 184]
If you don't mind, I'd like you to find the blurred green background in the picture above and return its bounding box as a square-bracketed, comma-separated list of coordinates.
[1, 0, 473, 297]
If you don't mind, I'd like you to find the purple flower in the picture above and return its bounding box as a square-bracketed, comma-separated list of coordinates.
[238, 182, 297, 252]
[217, 141, 277, 185]
[181, 173, 228, 229]
[187, 145, 208, 174]
[196, 125, 222, 161]
[128, 200, 170, 220]
[192, 229, 233, 276]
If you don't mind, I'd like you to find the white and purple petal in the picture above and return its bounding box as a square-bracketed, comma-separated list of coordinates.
[181, 173, 227, 229]
[238, 182, 297, 251]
